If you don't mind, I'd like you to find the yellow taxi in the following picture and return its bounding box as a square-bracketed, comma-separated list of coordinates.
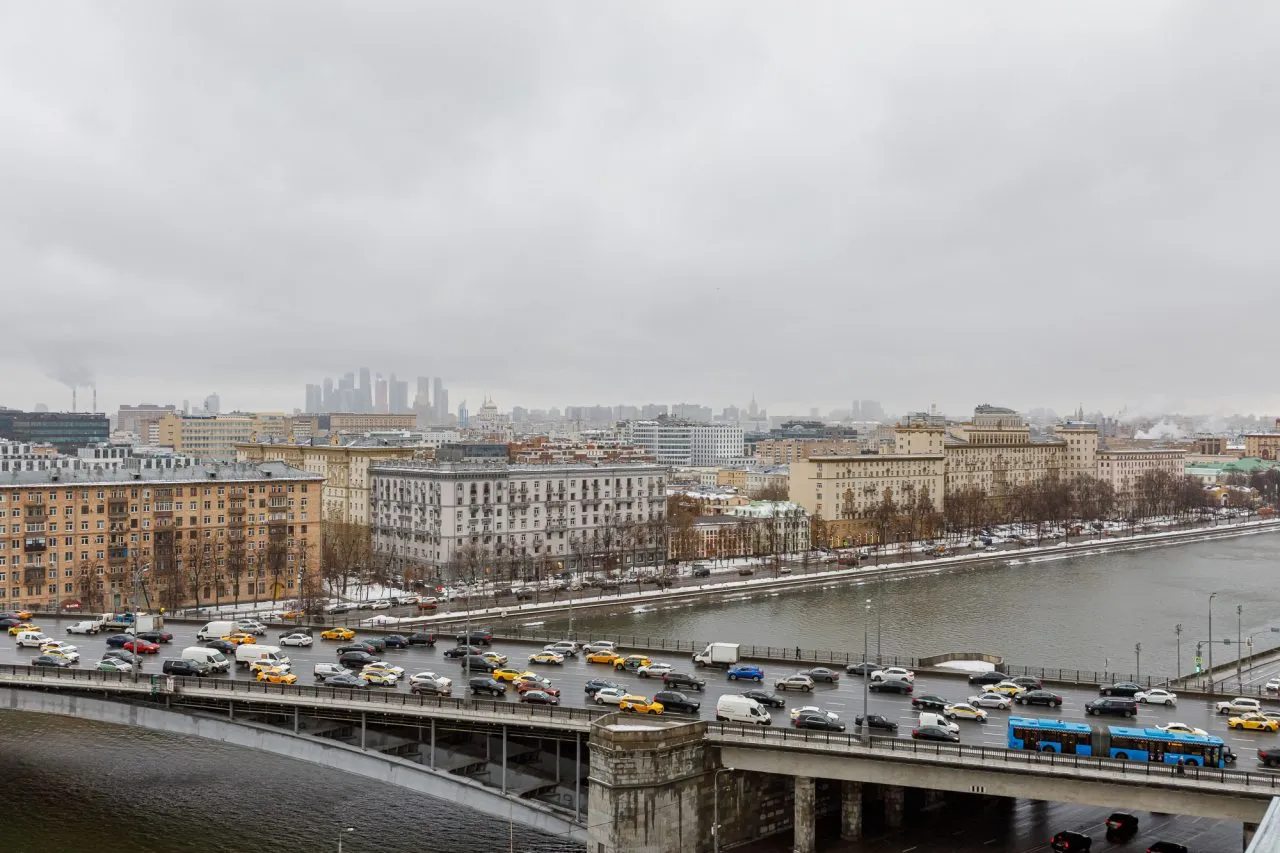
[320, 627, 355, 641]
[360, 669, 399, 686]
[1228, 713, 1280, 732]
[613, 654, 653, 673]
[11, 610, 32, 621]
[221, 633, 257, 646]
[587, 650, 622, 665]
[480, 651, 509, 666]
[981, 681, 1026, 697]
[942, 702, 989, 722]
[248, 659, 289, 674]
[362, 662, 405, 680]
[618, 697, 664, 715]
[528, 651, 565, 665]
[493, 668, 537, 683]
[256, 666, 298, 685]
[280, 609, 305, 619]
[8, 623, 39, 636]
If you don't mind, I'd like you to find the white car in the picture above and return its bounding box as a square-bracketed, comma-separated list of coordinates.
[1267, 679, 1280, 692]
[582, 640, 617, 654]
[870, 667, 915, 683]
[39, 640, 78, 656]
[98, 657, 132, 673]
[399, 594, 421, 606]
[236, 620, 267, 636]
[1215, 697, 1261, 715]
[1157, 722, 1208, 737]
[543, 641, 579, 657]
[789, 705, 839, 722]
[593, 687, 631, 706]
[249, 659, 290, 674]
[637, 662, 674, 679]
[369, 600, 392, 611]
[1135, 688, 1177, 707]
[66, 620, 102, 635]
[363, 662, 405, 678]
[409, 671, 453, 689]
[967, 693, 1012, 710]
[279, 632, 314, 647]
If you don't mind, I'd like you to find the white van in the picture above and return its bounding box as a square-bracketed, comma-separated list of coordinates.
[918, 712, 960, 734]
[716, 695, 773, 726]
[182, 646, 230, 673]
[196, 620, 238, 641]
[235, 644, 288, 669]
[16, 631, 53, 648]
[66, 619, 102, 635]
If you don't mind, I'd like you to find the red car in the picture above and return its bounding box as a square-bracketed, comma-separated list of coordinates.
[515, 680, 561, 697]
[123, 639, 160, 654]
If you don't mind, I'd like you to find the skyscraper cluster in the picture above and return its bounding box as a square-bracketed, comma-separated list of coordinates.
[304, 369, 449, 423]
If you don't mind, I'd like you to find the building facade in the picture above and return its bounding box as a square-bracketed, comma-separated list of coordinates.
[370, 461, 668, 574]
[0, 411, 110, 453]
[0, 462, 322, 613]
[116, 404, 177, 437]
[1096, 449, 1189, 510]
[622, 420, 744, 466]
[752, 438, 862, 465]
[789, 453, 946, 545]
[157, 413, 255, 460]
[1244, 433, 1280, 461]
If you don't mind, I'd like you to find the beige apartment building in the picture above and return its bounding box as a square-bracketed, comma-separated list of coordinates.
[753, 438, 862, 465]
[0, 462, 322, 613]
[156, 413, 255, 460]
[329, 412, 418, 432]
[789, 453, 946, 544]
[1097, 449, 1187, 510]
[1245, 432, 1280, 461]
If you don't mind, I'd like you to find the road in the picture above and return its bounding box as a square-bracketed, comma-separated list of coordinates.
[7, 615, 1280, 767]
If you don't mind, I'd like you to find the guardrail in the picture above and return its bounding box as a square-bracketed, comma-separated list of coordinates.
[0, 663, 605, 726]
[709, 723, 1280, 792]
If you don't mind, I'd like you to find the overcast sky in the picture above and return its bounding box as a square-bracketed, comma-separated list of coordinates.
[2, 3, 1277, 419]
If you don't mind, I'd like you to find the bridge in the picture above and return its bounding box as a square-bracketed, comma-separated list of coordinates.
[4, 664, 1278, 851]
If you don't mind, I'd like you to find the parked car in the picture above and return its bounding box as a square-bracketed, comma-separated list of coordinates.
[66, 620, 102, 635]
[102, 649, 139, 665]
[1009, 676, 1043, 691]
[338, 650, 379, 668]
[727, 665, 765, 682]
[124, 639, 160, 655]
[741, 689, 785, 708]
[336, 642, 379, 656]
[801, 667, 840, 684]
[613, 654, 653, 674]
[943, 703, 988, 722]
[1215, 697, 1261, 715]
[444, 645, 483, 659]
[104, 633, 136, 648]
[314, 662, 345, 681]
[584, 679, 622, 696]
[97, 657, 133, 673]
[456, 631, 493, 646]
[205, 639, 237, 655]
[912, 725, 960, 743]
[662, 672, 706, 691]
[383, 634, 410, 649]
[637, 662, 674, 679]
[528, 651, 565, 665]
[543, 641, 579, 658]
[325, 672, 370, 689]
[520, 689, 560, 706]
[135, 630, 174, 644]
[854, 714, 898, 732]
[515, 680, 560, 697]
[31, 654, 72, 668]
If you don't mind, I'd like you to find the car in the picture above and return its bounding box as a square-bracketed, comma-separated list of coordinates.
[692, 565, 712, 578]
[205, 639, 237, 654]
[613, 654, 653, 673]
[407, 632, 436, 646]
[911, 694, 950, 711]
[361, 669, 399, 686]
[528, 651, 566, 666]
[104, 633, 135, 648]
[581, 640, 617, 654]
[314, 662, 345, 681]
[515, 680, 560, 697]
[741, 689, 785, 708]
[967, 693, 1012, 710]
[469, 677, 507, 697]
[220, 633, 256, 646]
[236, 620, 267, 636]
[135, 631, 174, 644]
[543, 641, 579, 658]
[7, 623, 39, 636]
[338, 650, 379, 668]
[39, 640, 78, 657]
[1134, 688, 1177, 707]
[279, 609, 305, 619]
[369, 600, 392, 610]
[585, 679, 623, 696]
[325, 672, 370, 689]
[854, 714, 898, 732]
[361, 662, 405, 679]
[662, 672, 707, 691]
[793, 712, 845, 732]
[801, 667, 840, 684]
[1216, 697, 1261, 715]
[1228, 713, 1280, 732]
[1144, 843, 1187, 853]
[1099, 681, 1142, 697]
[1104, 812, 1138, 837]
[870, 667, 914, 683]
[912, 725, 960, 743]
[653, 690, 700, 714]
[456, 630, 493, 646]
[844, 662, 879, 676]
[967, 670, 1010, 686]
[775, 673, 816, 692]
[1050, 830, 1092, 852]
[409, 671, 452, 689]
[256, 666, 298, 685]
[249, 658, 288, 674]
[637, 662, 674, 679]
[1009, 676, 1043, 691]
[593, 688, 637, 706]
[587, 650, 622, 665]
[1085, 697, 1138, 717]
[383, 634, 410, 649]
[321, 627, 356, 641]
[1267, 678, 1280, 692]
[444, 645, 483, 659]
[475, 650, 507, 665]
[336, 642, 379, 656]
[31, 654, 72, 668]
[97, 657, 133, 673]
[789, 705, 839, 723]
[358, 636, 388, 653]
[102, 649, 139, 665]
[124, 639, 161, 654]
[325, 602, 355, 614]
[868, 678, 913, 695]
[1156, 722, 1208, 737]
[1015, 690, 1063, 708]
[619, 697, 665, 714]
[66, 620, 102, 635]
[981, 681, 1026, 697]
[727, 665, 765, 682]
[944, 703, 988, 722]
[514, 673, 554, 690]
[520, 689, 560, 706]
[493, 668, 535, 683]
[280, 632, 313, 647]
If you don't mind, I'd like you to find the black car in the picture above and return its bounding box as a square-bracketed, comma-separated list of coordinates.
[136, 631, 174, 644]
[338, 650, 379, 668]
[0, 617, 21, 630]
[692, 566, 712, 578]
[793, 712, 845, 732]
[105, 633, 136, 648]
[407, 632, 436, 646]
[662, 672, 706, 691]
[31, 654, 72, 668]
[968, 671, 1010, 686]
[1085, 697, 1137, 717]
[912, 724, 959, 743]
[469, 677, 506, 697]
[1015, 690, 1063, 708]
[1103, 812, 1137, 838]
[205, 639, 237, 654]
[520, 689, 558, 705]
[911, 694, 949, 711]
[458, 655, 498, 673]
[456, 631, 493, 646]
[1050, 830, 1092, 852]
[869, 678, 913, 695]
[325, 672, 369, 689]
[802, 667, 840, 684]
[102, 649, 139, 664]
[741, 689, 786, 708]
[855, 714, 899, 732]
[336, 642, 379, 656]
[1010, 676, 1042, 691]
[844, 662, 878, 676]
[359, 637, 387, 653]
[653, 691, 700, 714]
[444, 644, 483, 659]
[1146, 842, 1187, 853]
[162, 659, 210, 677]
[1259, 747, 1280, 768]
[585, 679, 622, 696]
[382, 634, 410, 649]
[1099, 682, 1141, 697]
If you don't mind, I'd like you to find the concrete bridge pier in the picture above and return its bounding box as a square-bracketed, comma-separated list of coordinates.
[884, 784, 905, 829]
[839, 780, 863, 840]
[1245, 821, 1257, 849]
[793, 776, 815, 853]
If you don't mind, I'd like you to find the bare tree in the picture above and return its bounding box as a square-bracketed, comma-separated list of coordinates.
[751, 482, 790, 501]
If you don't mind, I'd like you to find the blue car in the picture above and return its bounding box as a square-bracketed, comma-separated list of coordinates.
[727, 665, 764, 682]
[105, 633, 136, 648]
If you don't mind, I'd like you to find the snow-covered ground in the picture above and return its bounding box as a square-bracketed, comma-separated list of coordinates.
[936, 660, 997, 674]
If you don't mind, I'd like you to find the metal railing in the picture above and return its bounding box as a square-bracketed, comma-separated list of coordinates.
[709, 723, 1280, 792]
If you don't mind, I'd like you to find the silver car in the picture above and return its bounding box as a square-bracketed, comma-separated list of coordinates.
[775, 674, 815, 692]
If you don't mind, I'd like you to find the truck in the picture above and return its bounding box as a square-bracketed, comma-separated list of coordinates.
[692, 642, 740, 668]
[102, 612, 136, 631]
[134, 614, 164, 633]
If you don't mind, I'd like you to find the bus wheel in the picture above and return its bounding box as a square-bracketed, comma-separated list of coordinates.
[1115, 752, 1128, 761]
[1039, 744, 1054, 752]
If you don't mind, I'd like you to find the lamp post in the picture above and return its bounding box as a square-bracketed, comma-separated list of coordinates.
[1135, 642, 1141, 683]
[1208, 592, 1217, 691]
[337, 827, 354, 853]
[862, 598, 871, 738]
[712, 766, 735, 853]
[1237, 604, 1245, 691]
[1175, 623, 1182, 677]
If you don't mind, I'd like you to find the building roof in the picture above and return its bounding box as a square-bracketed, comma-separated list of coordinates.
[0, 460, 320, 487]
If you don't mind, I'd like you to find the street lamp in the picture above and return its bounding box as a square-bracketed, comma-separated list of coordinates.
[1238, 604, 1245, 692]
[1174, 624, 1182, 677]
[862, 598, 871, 738]
[337, 827, 354, 853]
[1208, 592, 1217, 690]
[712, 766, 735, 853]
[1135, 642, 1141, 683]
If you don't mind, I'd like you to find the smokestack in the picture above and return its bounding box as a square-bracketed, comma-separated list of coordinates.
[92, 385, 97, 414]
[72, 386, 77, 413]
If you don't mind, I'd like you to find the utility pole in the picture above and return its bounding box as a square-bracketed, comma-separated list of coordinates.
[1238, 604, 1244, 692]
[1135, 642, 1141, 683]
[862, 598, 870, 738]
[1175, 623, 1182, 677]
[1208, 592, 1217, 691]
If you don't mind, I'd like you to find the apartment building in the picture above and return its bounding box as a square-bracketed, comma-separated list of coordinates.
[789, 453, 946, 545]
[370, 461, 668, 573]
[0, 462, 322, 613]
[622, 420, 744, 466]
[157, 413, 255, 460]
[1097, 449, 1188, 510]
[1244, 432, 1280, 461]
[753, 438, 862, 465]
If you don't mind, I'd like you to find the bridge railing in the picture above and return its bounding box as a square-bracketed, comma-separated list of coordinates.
[709, 723, 1280, 791]
[0, 664, 604, 725]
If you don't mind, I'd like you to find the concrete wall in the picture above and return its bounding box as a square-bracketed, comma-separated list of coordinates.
[1, 688, 586, 842]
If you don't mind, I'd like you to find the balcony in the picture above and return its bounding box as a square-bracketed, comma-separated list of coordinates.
[108, 547, 129, 562]
[23, 539, 47, 553]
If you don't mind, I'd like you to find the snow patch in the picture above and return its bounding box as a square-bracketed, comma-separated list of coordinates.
[936, 660, 997, 673]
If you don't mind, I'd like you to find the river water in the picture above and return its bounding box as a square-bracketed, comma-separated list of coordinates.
[3, 530, 1276, 852]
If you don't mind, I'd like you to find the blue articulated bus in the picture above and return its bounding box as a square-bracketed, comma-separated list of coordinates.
[1007, 718, 1225, 767]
